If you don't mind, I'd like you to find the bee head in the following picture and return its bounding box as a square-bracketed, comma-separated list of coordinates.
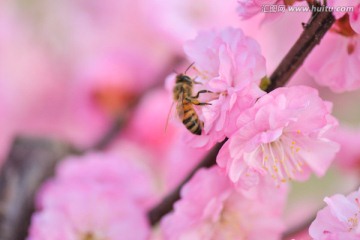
[176, 74, 192, 84]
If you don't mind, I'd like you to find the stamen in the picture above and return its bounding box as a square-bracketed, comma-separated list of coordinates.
[258, 133, 305, 183]
[348, 216, 358, 231]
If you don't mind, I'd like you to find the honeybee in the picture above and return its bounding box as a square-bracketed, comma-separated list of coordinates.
[171, 63, 211, 135]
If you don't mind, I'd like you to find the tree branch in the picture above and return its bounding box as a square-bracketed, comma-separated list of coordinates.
[147, 139, 227, 225]
[266, 10, 335, 92]
[147, 10, 335, 226]
[0, 137, 72, 240]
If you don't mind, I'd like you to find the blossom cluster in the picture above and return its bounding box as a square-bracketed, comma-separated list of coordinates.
[310, 187, 360, 239]
[161, 167, 287, 240]
[305, 0, 360, 92]
[173, 27, 339, 187]
[160, 25, 341, 238]
[27, 152, 155, 240]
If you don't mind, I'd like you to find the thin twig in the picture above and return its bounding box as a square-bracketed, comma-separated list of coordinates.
[147, 11, 335, 226]
[90, 55, 185, 151]
[147, 139, 227, 225]
[266, 10, 335, 92]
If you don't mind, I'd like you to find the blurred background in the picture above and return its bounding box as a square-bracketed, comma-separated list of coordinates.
[1, 0, 360, 239]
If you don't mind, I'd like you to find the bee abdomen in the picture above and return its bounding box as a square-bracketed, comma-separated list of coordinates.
[182, 110, 202, 135]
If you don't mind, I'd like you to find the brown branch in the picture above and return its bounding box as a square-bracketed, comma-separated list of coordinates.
[0, 137, 72, 240]
[147, 11, 335, 226]
[147, 139, 227, 225]
[266, 10, 335, 92]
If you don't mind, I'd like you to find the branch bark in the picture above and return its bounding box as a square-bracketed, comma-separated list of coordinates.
[266, 10, 335, 92]
[147, 10, 335, 226]
[0, 137, 72, 240]
[147, 139, 227, 225]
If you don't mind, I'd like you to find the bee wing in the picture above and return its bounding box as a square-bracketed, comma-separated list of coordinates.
[176, 91, 185, 120]
[164, 92, 185, 133]
[165, 100, 176, 133]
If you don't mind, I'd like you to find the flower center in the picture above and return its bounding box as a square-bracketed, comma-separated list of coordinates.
[347, 215, 359, 231]
[212, 196, 247, 239]
[258, 133, 304, 183]
[80, 232, 107, 240]
[347, 198, 360, 232]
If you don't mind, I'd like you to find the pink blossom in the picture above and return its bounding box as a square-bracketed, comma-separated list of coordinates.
[217, 86, 339, 185]
[161, 166, 287, 240]
[27, 151, 155, 239]
[305, 33, 360, 92]
[237, 0, 306, 21]
[0, 3, 72, 163]
[305, 5, 360, 92]
[181, 27, 266, 148]
[237, 0, 279, 19]
[327, 1, 360, 25]
[140, 0, 239, 49]
[350, 4, 360, 33]
[49, 152, 158, 209]
[2, 0, 168, 150]
[330, 124, 360, 170]
[309, 188, 360, 240]
[63, 50, 158, 148]
[28, 182, 150, 240]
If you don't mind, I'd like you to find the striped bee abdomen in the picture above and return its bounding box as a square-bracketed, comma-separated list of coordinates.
[181, 103, 202, 135]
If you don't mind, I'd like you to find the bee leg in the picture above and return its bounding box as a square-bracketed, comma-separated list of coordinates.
[186, 97, 212, 106]
[196, 102, 212, 106]
[192, 90, 213, 98]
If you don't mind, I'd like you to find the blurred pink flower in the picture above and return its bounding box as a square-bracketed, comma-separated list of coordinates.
[305, 35, 360, 92]
[62, 51, 158, 148]
[350, 4, 360, 33]
[237, 0, 279, 19]
[140, 0, 239, 49]
[305, 8, 360, 92]
[161, 166, 287, 240]
[1, 0, 171, 150]
[50, 152, 158, 209]
[181, 27, 266, 148]
[327, 1, 360, 24]
[28, 182, 149, 240]
[0, 2, 69, 162]
[309, 188, 360, 240]
[330, 124, 360, 170]
[217, 86, 339, 185]
[237, 0, 306, 21]
[28, 151, 155, 239]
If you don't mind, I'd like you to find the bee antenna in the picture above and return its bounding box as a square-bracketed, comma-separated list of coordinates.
[184, 62, 195, 74]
